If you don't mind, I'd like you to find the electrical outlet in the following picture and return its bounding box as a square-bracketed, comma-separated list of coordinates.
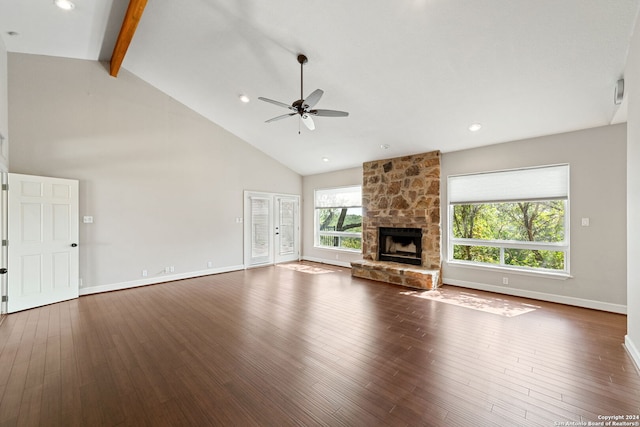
[142, 269, 148, 277]
[165, 266, 171, 274]
[170, 266, 175, 273]
[502, 277, 509, 285]
[207, 261, 213, 268]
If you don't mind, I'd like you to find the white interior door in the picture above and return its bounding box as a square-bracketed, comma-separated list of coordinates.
[244, 192, 299, 267]
[7, 173, 79, 313]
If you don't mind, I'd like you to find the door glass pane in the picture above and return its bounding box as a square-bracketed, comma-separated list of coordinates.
[279, 199, 295, 255]
[251, 198, 270, 259]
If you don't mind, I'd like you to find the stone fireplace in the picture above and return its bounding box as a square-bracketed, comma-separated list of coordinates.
[351, 151, 441, 290]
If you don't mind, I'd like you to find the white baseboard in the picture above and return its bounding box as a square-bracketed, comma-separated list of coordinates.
[625, 335, 640, 375]
[301, 256, 354, 268]
[443, 278, 627, 314]
[79, 265, 245, 296]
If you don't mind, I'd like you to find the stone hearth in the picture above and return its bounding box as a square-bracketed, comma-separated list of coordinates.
[351, 260, 440, 290]
[351, 151, 441, 290]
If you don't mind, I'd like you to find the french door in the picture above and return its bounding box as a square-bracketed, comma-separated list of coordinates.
[244, 192, 300, 267]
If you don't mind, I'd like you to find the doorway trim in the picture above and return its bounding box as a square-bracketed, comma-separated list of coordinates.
[0, 171, 7, 321]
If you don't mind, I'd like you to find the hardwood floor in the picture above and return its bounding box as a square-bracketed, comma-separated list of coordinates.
[0, 262, 638, 426]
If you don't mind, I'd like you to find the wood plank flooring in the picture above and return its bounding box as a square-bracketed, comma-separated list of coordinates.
[0, 261, 638, 426]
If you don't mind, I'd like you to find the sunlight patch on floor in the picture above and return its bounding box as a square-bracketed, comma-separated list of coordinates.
[401, 289, 540, 317]
[277, 263, 339, 274]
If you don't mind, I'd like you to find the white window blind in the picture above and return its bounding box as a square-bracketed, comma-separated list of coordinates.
[315, 186, 362, 208]
[448, 164, 569, 204]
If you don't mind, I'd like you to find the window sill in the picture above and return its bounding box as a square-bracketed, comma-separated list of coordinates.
[445, 260, 572, 280]
[313, 246, 361, 254]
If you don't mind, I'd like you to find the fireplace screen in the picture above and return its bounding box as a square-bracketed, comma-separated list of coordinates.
[378, 227, 422, 266]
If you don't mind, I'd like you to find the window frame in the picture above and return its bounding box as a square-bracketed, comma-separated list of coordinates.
[314, 185, 363, 252]
[447, 165, 570, 276]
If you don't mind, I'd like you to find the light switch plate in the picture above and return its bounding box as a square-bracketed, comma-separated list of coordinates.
[83, 216, 94, 224]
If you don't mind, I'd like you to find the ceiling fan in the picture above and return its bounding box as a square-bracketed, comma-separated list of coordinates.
[258, 54, 349, 131]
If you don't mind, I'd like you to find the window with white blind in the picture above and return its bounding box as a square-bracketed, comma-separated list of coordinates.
[448, 164, 569, 274]
[315, 186, 362, 251]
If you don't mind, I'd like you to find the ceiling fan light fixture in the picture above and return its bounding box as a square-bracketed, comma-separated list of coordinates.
[54, 0, 75, 10]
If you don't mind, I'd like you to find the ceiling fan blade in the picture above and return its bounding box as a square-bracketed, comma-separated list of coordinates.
[303, 89, 324, 109]
[265, 113, 296, 123]
[258, 97, 296, 111]
[301, 114, 315, 130]
[308, 109, 349, 117]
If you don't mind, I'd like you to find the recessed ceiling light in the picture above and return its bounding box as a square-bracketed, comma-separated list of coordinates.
[54, 0, 75, 10]
[468, 123, 482, 132]
[239, 94, 250, 103]
[380, 144, 390, 149]
[322, 157, 330, 162]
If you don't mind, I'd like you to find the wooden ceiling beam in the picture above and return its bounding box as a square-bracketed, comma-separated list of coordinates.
[109, 0, 148, 77]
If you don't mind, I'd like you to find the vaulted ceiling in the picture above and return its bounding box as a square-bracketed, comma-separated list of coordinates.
[1, 0, 639, 175]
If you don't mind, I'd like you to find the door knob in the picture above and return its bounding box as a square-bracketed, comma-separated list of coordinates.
[0, 268, 7, 274]
[71, 243, 78, 247]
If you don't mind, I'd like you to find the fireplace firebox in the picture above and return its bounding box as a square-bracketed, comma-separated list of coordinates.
[378, 227, 422, 266]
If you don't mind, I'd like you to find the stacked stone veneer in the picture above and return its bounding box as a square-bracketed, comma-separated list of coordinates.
[351, 151, 442, 290]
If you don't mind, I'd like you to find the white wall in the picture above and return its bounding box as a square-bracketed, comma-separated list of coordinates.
[442, 124, 627, 313]
[8, 53, 302, 293]
[0, 37, 7, 170]
[626, 11, 640, 369]
[302, 166, 363, 267]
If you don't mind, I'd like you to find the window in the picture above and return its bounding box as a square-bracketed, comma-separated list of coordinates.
[315, 185, 362, 251]
[448, 164, 569, 274]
